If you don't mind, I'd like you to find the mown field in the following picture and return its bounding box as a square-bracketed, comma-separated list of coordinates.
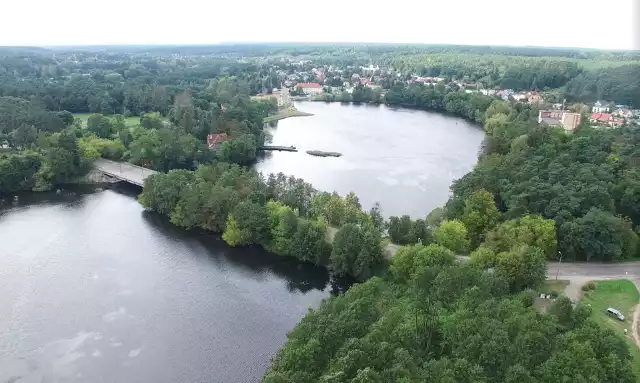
[581, 280, 640, 380]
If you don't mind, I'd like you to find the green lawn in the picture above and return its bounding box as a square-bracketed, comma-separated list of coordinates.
[73, 113, 141, 128]
[540, 279, 570, 295]
[581, 280, 640, 379]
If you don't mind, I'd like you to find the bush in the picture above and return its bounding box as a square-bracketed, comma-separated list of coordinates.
[581, 284, 591, 291]
[550, 291, 559, 298]
[520, 289, 536, 307]
[587, 281, 596, 290]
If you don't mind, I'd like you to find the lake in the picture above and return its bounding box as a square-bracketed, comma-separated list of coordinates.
[0, 103, 484, 382]
[256, 102, 485, 218]
[0, 187, 337, 383]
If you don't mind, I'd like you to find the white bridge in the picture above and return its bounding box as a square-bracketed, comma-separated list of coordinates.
[94, 158, 158, 187]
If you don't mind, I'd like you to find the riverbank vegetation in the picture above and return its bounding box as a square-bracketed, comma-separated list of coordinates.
[264, 254, 637, 382]
[139, 165, 386, 280]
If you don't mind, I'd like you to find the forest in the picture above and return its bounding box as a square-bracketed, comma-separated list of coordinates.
[264, 257, 636, 382]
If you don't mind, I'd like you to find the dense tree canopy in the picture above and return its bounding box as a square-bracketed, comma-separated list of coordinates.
[265, 251, 636, 382]
[447, 121, 640, 261]
[139, 164, 384, 280]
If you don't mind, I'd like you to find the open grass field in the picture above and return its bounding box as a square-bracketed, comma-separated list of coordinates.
[581, 280, 640, 380]
[73, 113, 141, 128]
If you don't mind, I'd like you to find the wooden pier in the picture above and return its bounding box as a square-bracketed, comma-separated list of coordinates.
[258, 146, 298, 152]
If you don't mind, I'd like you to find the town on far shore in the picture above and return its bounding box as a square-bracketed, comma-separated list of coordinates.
[251, 60, 640, 133]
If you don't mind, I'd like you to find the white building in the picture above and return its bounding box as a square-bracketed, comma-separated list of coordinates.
[592, 100, 612, 113]
[296, 82, 323, 95]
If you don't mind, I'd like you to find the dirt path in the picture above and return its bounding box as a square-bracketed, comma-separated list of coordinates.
[561, 277, 591, 302]
[632, 281, 640, 349]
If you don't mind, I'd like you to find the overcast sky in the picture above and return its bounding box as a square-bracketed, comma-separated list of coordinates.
[2, 0, 638, 50]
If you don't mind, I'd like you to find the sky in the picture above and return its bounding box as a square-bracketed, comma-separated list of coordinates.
[2, 0, 638, 50]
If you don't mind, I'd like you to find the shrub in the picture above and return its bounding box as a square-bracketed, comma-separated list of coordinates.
[587, 281, 596, 290]
[550, 291, 559, 298]
[581, 284, 590, 291]
[520, 289, 536, 307]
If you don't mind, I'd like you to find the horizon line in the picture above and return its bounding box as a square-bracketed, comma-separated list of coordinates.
[0, 42, 637, 52]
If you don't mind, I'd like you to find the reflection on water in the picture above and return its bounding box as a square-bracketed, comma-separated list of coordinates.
[0, 187, 334, 383]
[255, 102, 485, 218]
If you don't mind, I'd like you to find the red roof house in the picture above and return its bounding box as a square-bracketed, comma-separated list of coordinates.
[591, 113, 613, 123]
[207, 133, 229, 149]
[295, 82, 321, 89]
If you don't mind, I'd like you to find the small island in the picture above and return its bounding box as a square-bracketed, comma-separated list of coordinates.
[306, 150, 342, 157]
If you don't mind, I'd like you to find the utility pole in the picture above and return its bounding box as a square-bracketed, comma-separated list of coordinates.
[555, 251, 563, 280]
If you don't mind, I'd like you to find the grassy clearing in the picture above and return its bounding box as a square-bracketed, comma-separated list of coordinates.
[73, 113, 140, 128]
[540, 279, 570, 295]
[263, 108, 313, 123]
[581, 280, 640, 379]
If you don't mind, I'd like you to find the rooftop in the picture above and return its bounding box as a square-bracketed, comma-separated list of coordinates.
[296, 82, 321, 88]
[207, 133, 229, 148]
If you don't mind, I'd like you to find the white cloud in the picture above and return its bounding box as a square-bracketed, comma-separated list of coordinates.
[1, 0, 637, 49]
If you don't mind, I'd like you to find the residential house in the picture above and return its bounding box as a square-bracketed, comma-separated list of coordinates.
[610, 118, 625, 127]
[295, 82, 323, 95]
[512, 93, 527, 102]
[590, 113, 626, 127]
[538, 110, 581, 131]
[527, 92, 544, 104]
[207, 133, 229, 150]
[590, 112, 613, 124]
[615, 108, 634, 119]
[497, 89, 514, 101]
[360, 65, 380, 73]
[592, 100, 611, 113]
[360, 77, 377, 87]
[480, 89, 497, 96]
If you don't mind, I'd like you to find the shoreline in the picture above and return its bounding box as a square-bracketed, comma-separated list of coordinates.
[263, 108, 314, 123]
[305, 98, 484, 128]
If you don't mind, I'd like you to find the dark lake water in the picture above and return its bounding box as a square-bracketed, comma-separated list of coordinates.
[256, 102, 485, 218]
[0, 104, 484, 382]
[0, 187, 337, 383]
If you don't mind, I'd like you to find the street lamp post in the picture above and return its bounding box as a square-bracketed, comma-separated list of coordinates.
[555, 251, 563, 280]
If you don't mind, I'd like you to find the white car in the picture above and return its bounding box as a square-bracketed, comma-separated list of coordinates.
[606, 307, 625, 321]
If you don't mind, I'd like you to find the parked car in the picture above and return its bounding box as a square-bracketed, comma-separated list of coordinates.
[606, 307, 625, 321]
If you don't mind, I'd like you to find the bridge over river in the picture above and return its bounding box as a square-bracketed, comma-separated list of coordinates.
[94, 158, 158, 186]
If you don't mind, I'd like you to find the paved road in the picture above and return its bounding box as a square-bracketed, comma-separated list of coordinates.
[94, 159, 158, 186]
[386, 244, 640, 281]
[550, 261, 640, 280]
